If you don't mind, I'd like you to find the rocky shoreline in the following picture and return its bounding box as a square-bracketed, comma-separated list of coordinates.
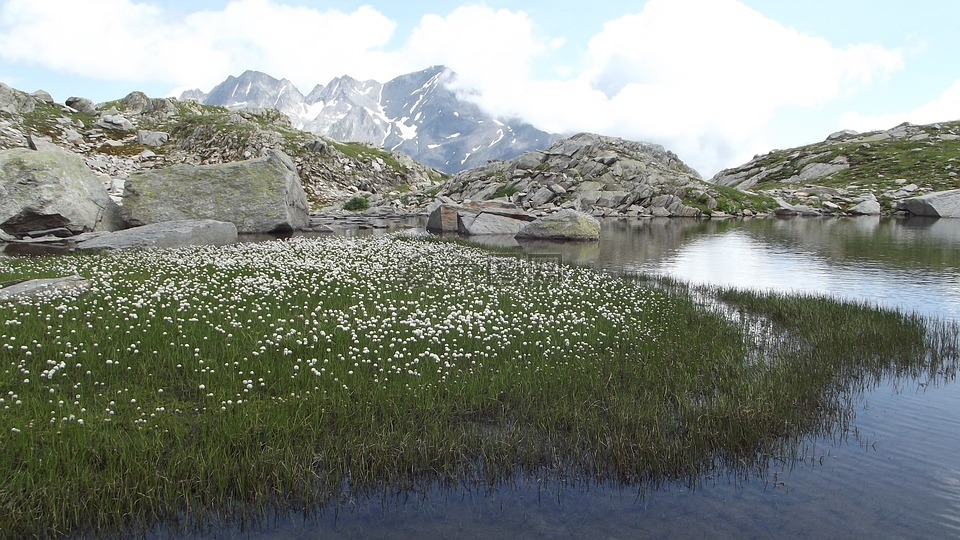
[3, 82, 960, 256]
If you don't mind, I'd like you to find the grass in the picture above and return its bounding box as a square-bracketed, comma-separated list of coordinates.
[0, 235, 956, 537]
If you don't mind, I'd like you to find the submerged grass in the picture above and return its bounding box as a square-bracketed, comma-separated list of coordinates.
[0, 235, 956, 537]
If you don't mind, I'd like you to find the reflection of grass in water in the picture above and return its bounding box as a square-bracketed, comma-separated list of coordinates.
[0, 235, 956, 537]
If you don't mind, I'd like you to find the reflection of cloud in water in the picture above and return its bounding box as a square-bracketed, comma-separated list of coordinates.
[612, 225, 960, 322]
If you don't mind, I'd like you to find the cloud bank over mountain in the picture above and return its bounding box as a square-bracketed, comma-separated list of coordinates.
[3, 0, 954, 175]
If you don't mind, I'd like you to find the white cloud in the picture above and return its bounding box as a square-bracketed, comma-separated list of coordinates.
[0, 0, 400, 94]
[840, 79, 960, 132]
[400, 6, 552, 95]
[432, 0, 904, 176]
[0, 0, 908, 176]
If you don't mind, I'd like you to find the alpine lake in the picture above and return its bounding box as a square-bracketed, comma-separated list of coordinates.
[2, 215, 958, 538]
[228, 214, 960, 539]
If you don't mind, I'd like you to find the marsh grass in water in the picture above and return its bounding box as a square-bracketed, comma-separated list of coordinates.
[0, 235, 957, 537]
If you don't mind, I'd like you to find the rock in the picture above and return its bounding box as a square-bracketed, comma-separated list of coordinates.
[94, 114, 134, 131]
[516, 209, 601, 241]
[827, 129, 858, 141]
[0, 147, 125, 235]
[122, 149, 310, 233]
[458, 212, 526, 235]
[65, 97, 97, 115]
[0, 275, 91, 301]
[897, 189, 960, 218]
[118, 91, 176, 116]
[136, 130, 169, 146]
[798, 159, 849, 181]
[30, 90, 55, 104]
[0, 83, 40, 115]
[848, 199, 881, 215]
[774, 198, 821, 217]
[426, 204, 461, 233]
[528, 185, 558, 207]
[75, 220, 238, 251]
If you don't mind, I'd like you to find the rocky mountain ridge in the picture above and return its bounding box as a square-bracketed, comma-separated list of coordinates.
[0, 81, 444, 211]
[437, 132, 777, 218]
[711, 120, 960, 215]
[184, 66, 557, 174]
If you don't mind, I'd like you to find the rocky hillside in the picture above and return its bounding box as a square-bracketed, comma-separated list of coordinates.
[439, 133, 777, 218]
[0, 82, 444, 210]
[187, 66, 556, 174]
[712, 121, 960, 214]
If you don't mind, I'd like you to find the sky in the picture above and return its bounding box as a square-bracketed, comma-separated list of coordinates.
[2, 0, 959, 177]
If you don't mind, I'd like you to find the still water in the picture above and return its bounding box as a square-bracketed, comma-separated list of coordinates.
[217, 217, 960, 538]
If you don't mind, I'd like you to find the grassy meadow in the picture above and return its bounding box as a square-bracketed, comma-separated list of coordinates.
[0, 234, 957, 537]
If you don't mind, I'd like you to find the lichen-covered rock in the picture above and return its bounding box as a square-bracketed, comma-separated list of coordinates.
[516, 209, 601, 241]
[122, 149, 310, 233]
[897, 189, 960, 218]
[0, 147, 125, 235]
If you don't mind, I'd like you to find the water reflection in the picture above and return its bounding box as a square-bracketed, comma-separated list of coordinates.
[468, 216, 960, 322]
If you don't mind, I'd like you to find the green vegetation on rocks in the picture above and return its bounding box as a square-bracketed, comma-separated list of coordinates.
[712, 121, 960, 213]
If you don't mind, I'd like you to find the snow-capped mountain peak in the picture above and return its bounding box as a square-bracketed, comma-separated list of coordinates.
[184, 66, 555, 173]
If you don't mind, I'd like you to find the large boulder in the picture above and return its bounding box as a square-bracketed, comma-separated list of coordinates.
[0, 82, 38, 115]
[897, 189, 960, 218]
[75, 220, 238, 251]
[515, 209, 601, 241]
[426, 204, 460, 233]
[0, 147, 125, 235]
[457, 211, 526, 236]
[122, 149, 310, 233]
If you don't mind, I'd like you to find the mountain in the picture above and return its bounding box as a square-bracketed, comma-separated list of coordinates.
[437, 132, 767, 218]
[185, 66, 557, 174]
[710, 121, 960, 214]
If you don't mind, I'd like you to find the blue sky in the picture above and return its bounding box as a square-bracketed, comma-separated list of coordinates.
[2, 0, 958, 176]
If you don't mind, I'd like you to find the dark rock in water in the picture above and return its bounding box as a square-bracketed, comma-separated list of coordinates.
[75, 220, 238, 251]
[897, 189, 960, 218]
[515, 209, 601, 241]
[426, 204, 462, 233]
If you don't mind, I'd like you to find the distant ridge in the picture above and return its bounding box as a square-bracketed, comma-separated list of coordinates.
[185, 66, 557, 173]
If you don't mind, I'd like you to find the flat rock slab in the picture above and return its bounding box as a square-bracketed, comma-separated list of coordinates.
[75, 220, 238, 251]
[0, 275, 91, 301]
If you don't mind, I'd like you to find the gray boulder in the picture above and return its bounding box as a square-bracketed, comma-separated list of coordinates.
[122, 149, 310, 233]
[75, 220, 238, 251]
[0, 82, 38, 114]
[65, 97, 97, 115]
[458, 212, 526, 236]
[516, 209, 601, 241]
[136, 130, 169, 146]
[848, 199, 881, 215]
[897, 189, 960, 218]
[94, 114, 134, 131]
[0, 275, 91, 301]
[0, 147, 125, 235]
